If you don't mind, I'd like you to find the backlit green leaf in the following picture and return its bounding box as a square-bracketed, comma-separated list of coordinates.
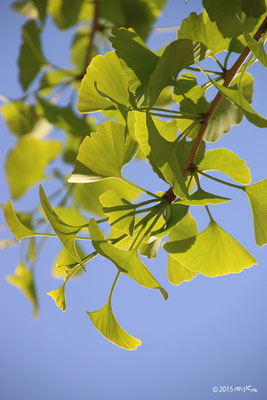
[5, 137, 61, 199]
[52, 245, 85, 278]
[148, 39, 209, 106]
[73, 179, 139, 217]
[77, 51, 132, 113]
[176, 189, 231, 205]
[89, 219, 168, 299]
[245, 179, 267, 247]
[47, 285, 66, 311]
[87, 301, 141, 350]
[99, 190, 136, 236]
[198, 149, 251, 184]
[206, 74, 267, 128]
[1, 101, 39, 136]
[167, 212, 198, 285]
[47, 0, 86, 30]
[202, 0, 243, 38]
[178, 11, 232, 54]
[244, 27, 267, 68]
[12, 0, 38, 19]
[7, 263, 38, 317]
[163, 220, 257, 277]
[134, 112, 189, 199]
[18, 20, 47, 90]
[152, 203, 188, 238]
[68, 121, 137, 183]
[4, 201, 36, 241]
[168, 256, 197, 286]
[110, 27, 159, 98]
[70, 26, 96, 72]
[39, 185, 85, 266]
[140, 237, 161, 259]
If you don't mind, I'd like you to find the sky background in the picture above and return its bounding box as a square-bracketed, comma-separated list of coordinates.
[1, 0, 267, 399]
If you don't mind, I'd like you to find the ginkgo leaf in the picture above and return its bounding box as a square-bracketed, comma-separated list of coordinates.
[4, 201, 36, 241]
[87, 301, 141, 350]
[99, 190, 136, 236]
[176, 189, 231, 205]
[89, 219, 168, 299]
[168, 256, 197, 286]
[245, 179, 267, 247]
[68, 121, 137, 183]
[244, 26, 267, 68]
[5, 136, 61, 199]
[7, 263, 38, 317]
[77, 51, 132, 113]
[241, 0, 266, 18]
[152, 203, 188, 238]
[18, 20, 47, 90]
[140, 237, 161, 259]
[166, 212, 198, 285]
[47, 285, 66, 311]
[73, 179, 139, 217]
[178, 11, 233, 54]
[1, 101, 39, 137]
[47, 0, 87, 30]
[163, 220, 257, 277]
[52, 245, 85, 278]
[198, 149, 251, 184]
[206, 75, 267, 128]
[148, 39, 209, 106]
[110, 27, 159, 98]
[134, 112, 189, 199]
[39, 185, 85, 266]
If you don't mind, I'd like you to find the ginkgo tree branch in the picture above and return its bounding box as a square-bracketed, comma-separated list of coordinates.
[181, 16, 267, 177]
[82, 0, 100, 78]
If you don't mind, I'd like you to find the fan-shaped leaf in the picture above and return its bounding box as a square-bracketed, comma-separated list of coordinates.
[176, 189, 231, 205]
[198, 149, 251, 184]
[87, 301, 141, 350]
[77, 51, 132, 113]
[68, 121, 137, 183]
[163, 220, 257, 277]
[4, 201, 36, 241]
[7, 263, 38, 317]
[5, 137, 61, 199]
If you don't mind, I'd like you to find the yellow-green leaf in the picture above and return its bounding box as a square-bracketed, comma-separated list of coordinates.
[77, 51, 132, 113]
[68, 121, 137, 183]
[168, 256, 197, 286]
[4, 201, 36, 241]
[5, 137, 61, 199]
[47, 285, 66, 311]
[87, 301, 141, 350]
[99, 190, 136, 236]
[245, 179, 267, 247]
[163, 220, 257, 277]
[89, 219, 168, 299]
[7, 263, 38, 317]
[198, 148, 251, 184]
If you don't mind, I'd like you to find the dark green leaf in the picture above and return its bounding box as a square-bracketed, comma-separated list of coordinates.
[148, 39, 209, 106]
[241, 0, 266, 18]
[32, 0, 47, 23]
[18, 20, 47, 90]
[110, 27, 159, 99]
[47, 0, 86, 29]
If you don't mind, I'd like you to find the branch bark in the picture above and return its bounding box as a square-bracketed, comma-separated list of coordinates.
[180, 16, 267, 178]
[82, 0, 100, 78]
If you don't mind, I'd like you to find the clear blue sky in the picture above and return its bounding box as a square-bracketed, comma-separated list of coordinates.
[1, 1, 267, 399]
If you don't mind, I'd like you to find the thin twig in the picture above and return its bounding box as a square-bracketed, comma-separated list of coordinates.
[82, 0, 100, 78]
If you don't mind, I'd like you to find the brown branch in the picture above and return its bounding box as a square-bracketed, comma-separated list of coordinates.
[81, 0, 100, 78]
[181, 16, 267, 177]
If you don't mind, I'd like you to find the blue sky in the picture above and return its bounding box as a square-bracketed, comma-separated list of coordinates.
[1, 1, 267, 399]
